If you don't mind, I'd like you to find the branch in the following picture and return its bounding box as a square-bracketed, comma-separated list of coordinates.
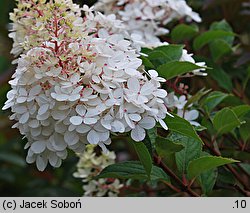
[153, 155, 200, 197]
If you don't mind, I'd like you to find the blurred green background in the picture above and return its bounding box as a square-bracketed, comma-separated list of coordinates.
[0, 0, 250, 196]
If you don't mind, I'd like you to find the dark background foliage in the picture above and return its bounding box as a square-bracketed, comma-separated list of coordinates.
[0, 0, 249, 196]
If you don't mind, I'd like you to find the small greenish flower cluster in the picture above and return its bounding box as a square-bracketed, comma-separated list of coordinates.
[74, 145, 124, 197]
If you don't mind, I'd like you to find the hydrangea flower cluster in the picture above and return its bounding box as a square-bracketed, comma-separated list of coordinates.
[3, 0, 169, 171]
[95, 0, 206, 76]
[95, 0, 201, 47]
[73, 145, 124, 196]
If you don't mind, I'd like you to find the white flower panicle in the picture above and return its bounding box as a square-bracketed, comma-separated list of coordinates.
[3, 0, 169, 171]
[95, 0, 201, 47]
[73, 145, 124, 197]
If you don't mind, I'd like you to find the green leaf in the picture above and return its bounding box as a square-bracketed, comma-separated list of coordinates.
[239, 119, 250, 142]
[132, 142, 152, 178]
[187, 156, 238, 179]
[168, 133, 202, 174]
[171, 24, 198, 41]
[144, 45, 184, 67]
[157, 61, 206, 80]
[141, 47, 153, 55]
[0, 152, 26, 167]
[221, 150, 250, 161]
[164, 113, 203, 144]
[208, 68, 233, 92]
[154, 45, 184, 63]
[96, 161, 170, 182]
[142, 132, 153, 156]
[210, 20, 234, 45]
[197, 152, 217, 195]
[217, 168, 236, 185]
[147, 50, 168, 66]
[147, 128, 157, 146]
[209, 39, 232, 61]
[141, 55, 155, 69]
[199, 168, 218, 195]
[155, 136, 184, 158]
[193, 30, 235, 50]
[201, 91, 229, 112]
[213, 108, 242, 135]
[232, 105, 250, 118]
[148, 49, 167, 63]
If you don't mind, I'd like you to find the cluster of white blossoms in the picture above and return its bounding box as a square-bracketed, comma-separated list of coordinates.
[74, 145, 124, 196]
[95, 0, 201, 47]
[3, 0, 170, 171]
[95, 0, 206, 76]
[165, 92, 200, 126]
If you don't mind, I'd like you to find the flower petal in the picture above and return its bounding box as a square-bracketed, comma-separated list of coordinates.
[159, 119, 168, 130]
[127, 77, 140, 92]
[36, 155, 48, 171]
[139, 116, 156, 129]
[70, 116, 83, 126]
[131, 125, 146, 142]
[64, 131, 79, 146]
[87, 130, 100, 144]
[31, 141, 46, 154]
[76, 105, 86, 116]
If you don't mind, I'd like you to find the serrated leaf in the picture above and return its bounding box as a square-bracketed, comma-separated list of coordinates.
[193, 30, 235, 50]
[171, 24, 198, 41]
[187, 156, 239, 179]
[164, 113, 203, 144]
[96, 161, 170, 182]
[157, 61, 206, 80]
[201, 91, 229, 112]
[132, 142, 152, 178]
[213, 108, 242, 135]
[155, 136, 184, 158]
[168, 133, 202, 174]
